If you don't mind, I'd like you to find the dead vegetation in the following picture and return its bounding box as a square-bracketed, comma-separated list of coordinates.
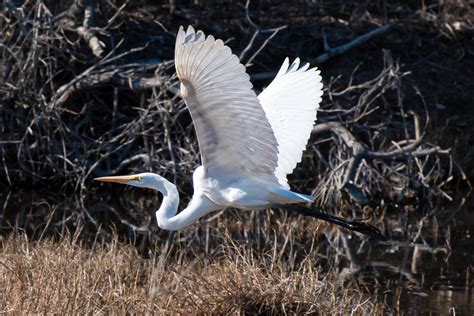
[0, 0, 473, 313]
[0, 233, 388, 314]
[1, 0, 471, 197]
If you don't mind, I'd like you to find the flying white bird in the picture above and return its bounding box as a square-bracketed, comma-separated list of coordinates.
[95, 26, 383, 238]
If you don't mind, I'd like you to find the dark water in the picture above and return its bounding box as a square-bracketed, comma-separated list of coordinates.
[378, 269, 473, 314]
[1, 190, 473, 314]
[375, 206, 474, 314]
[396, 286, 473, 315]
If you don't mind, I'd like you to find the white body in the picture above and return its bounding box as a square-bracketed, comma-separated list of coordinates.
[96, 25, 323, 231]
[191, 165, 313, 210]
[151, 166, 314, 230]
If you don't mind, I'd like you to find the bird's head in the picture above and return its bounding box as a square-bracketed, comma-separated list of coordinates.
[94, 173, 158, 189]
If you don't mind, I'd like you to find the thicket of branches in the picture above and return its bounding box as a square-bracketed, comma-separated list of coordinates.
[0, 0, 472, 280]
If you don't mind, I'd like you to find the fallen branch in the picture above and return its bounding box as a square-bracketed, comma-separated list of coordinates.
[53, 59, 169, 106]
[312, 122, 451, 204]
[78, 0, 105, 58]
[316, 24, 393, 63]
[77, 27, 105, 58]
[55, 0, 105, 57]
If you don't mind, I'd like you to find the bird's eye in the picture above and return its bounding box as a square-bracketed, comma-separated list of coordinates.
[133, 176, 142, 181]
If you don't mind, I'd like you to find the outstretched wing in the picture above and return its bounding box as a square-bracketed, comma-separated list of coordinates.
[175, 26, 279, 178]
[258, 58, 323, 188]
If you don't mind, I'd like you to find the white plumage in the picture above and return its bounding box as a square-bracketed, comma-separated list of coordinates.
[259, 57, 323, 188]
[175, 26, 279, 177]
[175, 26, 321, 187]
[95, 26, 384, 239]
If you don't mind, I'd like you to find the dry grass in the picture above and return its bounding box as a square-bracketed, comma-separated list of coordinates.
[0, 233, 387, 314]
[0, 1, 471, 313]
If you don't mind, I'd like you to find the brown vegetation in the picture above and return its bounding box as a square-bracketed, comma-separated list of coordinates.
[0, 0, 473, 313]
[0, 233, 389, 314]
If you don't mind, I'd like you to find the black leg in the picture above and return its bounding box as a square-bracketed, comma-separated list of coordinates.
[273, 203, 386, 240]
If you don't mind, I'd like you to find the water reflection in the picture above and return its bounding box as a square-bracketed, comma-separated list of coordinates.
[393, 286, 473, 315]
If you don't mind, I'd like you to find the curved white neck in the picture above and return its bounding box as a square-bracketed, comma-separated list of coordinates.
[148, 175, 217, 230]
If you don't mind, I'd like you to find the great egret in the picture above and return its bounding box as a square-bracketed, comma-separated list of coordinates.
[95, 26, 383, 239]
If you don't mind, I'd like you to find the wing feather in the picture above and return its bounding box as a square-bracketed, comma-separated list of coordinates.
[258, 58, 323, 188]
[175, 26, 279, 178]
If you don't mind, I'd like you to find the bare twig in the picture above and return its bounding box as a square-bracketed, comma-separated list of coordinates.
[239, 0, 287, 67]
[245, 25, 287, 67]
[77, 0, 105, 58]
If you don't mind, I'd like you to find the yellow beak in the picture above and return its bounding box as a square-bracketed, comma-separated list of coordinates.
[94, 175, 137, 183]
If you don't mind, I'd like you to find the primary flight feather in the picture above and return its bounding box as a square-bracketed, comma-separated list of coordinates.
[95, 26, 384, 239]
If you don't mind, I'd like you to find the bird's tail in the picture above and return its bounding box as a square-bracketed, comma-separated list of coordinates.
[273, 203, 385, 240]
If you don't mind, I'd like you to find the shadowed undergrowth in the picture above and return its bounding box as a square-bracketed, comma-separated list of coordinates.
[0, 0, 473, 313]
